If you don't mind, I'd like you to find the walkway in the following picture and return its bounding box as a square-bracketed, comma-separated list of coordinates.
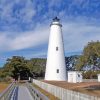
[18, 85, 33, 100]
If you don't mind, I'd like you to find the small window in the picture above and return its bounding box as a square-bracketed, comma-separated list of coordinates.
[57, 69, 59, 73]
[56, 47, 58, 51]
[78, 74, 80, 77]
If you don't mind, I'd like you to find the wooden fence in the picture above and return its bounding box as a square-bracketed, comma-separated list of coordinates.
[33, 79, 100, 100]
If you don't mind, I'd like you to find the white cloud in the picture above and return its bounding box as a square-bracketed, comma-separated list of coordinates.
[0, 0, 36, 24]
[18, 0, 36, 23]
[48, 0, 62, 7]
[0, 24, 49, 51]
[25, 52, 47, 59]
[0, 33, 11, 50]
[0, 19, 100, 56]
[0, 1, 13, 21]
[63, 21, 100, 52]
[10, 29, 49, 50]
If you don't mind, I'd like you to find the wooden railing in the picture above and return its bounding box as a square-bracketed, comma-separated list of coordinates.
[0, 82, 18, 100]
[33, 79, 100, 100]
[26, 82, 49, 100]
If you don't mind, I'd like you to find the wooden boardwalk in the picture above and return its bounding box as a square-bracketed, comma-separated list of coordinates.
[18, 85, 33, 100]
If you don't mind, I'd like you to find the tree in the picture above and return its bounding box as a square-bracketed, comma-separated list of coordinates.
[5, 56, 31, 80]
[0, 56, 46, 81]
[26, 58, 46, 78]
[76, 41, 100, 78]
[65, 55, 79, 71]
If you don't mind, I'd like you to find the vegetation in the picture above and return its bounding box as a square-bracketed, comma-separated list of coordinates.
[77, 41, 100, 70]
[0, 41, 100, 81]
[0, 83, 10, 93]
[32, 83, 59, 100]
[76, 41, 100, 78]
[27, 58, 46, 78]
[65, 55, 79, 71]
[0, 56, 46, 81]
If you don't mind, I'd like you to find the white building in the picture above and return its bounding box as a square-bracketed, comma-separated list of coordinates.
[45, 17, 67, 81]
[68, 71, 83, 83]
[98, 74, 100, 82]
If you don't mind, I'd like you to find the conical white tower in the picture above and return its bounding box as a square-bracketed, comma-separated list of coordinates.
[45, 17, 67, 81]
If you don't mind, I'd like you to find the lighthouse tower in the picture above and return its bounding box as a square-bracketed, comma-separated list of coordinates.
[45, 17, 67, 81]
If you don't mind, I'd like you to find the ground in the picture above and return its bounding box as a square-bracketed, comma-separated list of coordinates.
[32, 83, 59, 100]
[0, 83, 10, 93]
[43, 81, 100, 97]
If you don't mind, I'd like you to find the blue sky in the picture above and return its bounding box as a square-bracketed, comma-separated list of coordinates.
[0, 0, 100, 67]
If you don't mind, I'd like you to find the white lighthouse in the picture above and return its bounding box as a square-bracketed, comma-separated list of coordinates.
[45, 17, 67, 81]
